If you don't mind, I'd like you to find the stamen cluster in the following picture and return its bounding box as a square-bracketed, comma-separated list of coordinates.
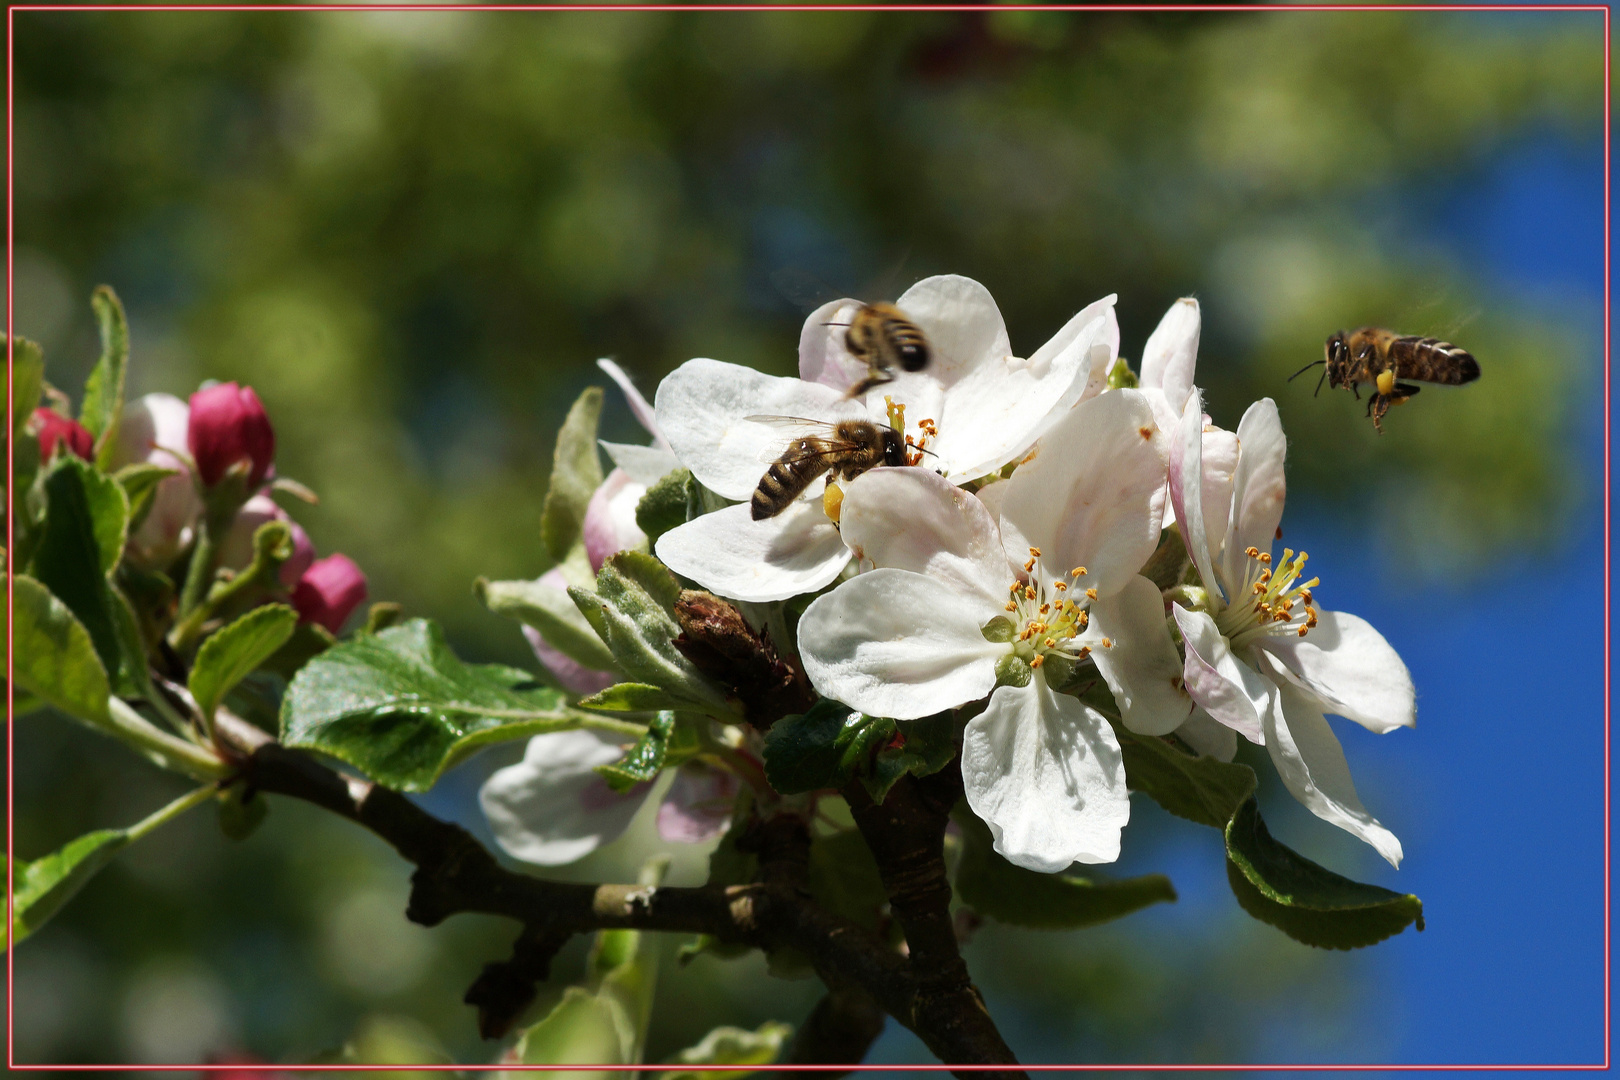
[1219, 545, 1320, 649]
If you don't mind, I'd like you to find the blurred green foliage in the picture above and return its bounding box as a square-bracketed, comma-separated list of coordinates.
[9, 7, 1600, 1066]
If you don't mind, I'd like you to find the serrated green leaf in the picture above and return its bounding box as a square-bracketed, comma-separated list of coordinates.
[578, 682, 685, 713]
[634, 467, 693, 548]
[863, 712, 958, 803]
[661, 1021, 792, 1079]
[595, 711, 674, 792]
[541, 387, 605, 565]
[951, 807, 1176, 929]
[585, 553, 733, 716]
[27, 459, 140, 695]
[1224, 798, 1424, 950]
[1116, 724, 1257, 829]
[12, 574, 110, 724]
[7, 334, 45, 436]
[280, 618, 586, 792]
[477, 576, 618, 674]
[762, 700, 884, 796]
[114, 462, 179, 532]
[807, 828, 887, 931]
[190, 604, 298, 724]
[81, 285, 129, 469]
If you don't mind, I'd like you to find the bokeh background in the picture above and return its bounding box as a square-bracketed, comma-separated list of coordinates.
[8, 8, 1606, 1068]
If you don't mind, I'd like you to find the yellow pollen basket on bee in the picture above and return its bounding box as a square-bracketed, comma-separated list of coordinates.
[823, 482, 845, 523]
[1221, 544, 1322, 646]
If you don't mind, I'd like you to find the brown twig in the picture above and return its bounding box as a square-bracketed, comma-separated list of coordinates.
[771, 986, 888, 1080]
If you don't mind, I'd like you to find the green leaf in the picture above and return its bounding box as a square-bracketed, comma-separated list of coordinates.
[595, 711, 675, 792]
[280, 618, 586, 792]
[634, 467, 693, 549]
[259, 621, 335, 681]
[763, 701, 888, 796]
[661, 1021, 792, 1079]
[578, 682, 685, 714]
[11, 574, 110, 724]
[807, 828, 888, 931]
[477, 575, 618, 674]
[951, 807, 1176, 929]
[25, 460, 142, 696]
[190, 604, 298, 724]
[114, 462, 179, 532]
[541, 387, 605, 566]
[1116, 724, 1257, 829]
[1224, 798, 1424, 950]
[7, 333, 45, 435]
[81, 285, 130, 469]
[583, 552, 734, 717]
[863, 711, 958, 803]
[8, 831, 129, 949]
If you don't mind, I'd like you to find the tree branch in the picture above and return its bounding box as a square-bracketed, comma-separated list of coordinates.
[771, 986, 887, 1080]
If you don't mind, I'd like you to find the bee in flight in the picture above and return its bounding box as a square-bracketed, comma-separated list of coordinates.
[747, 415, 906, 520]
[833, 302, 931, 399]
[1290, 327, 1480, 433]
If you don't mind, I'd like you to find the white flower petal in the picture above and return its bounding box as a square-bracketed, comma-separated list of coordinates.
[799, 298, 870, 392]
[1199, 425, 1240, 561]
[798, 568, 1001, 719]
[653, 358, 863, 501]
[962, 679, 1129, 871]
[597, 358, 667, 448]
[973, 478, 1009, 521]
[1258, 662, 1404, 868]
[895, 275, 1012, 384]
[599, 441, 681, 487]
[1172, 605, 1266, 744]
[1168, 392, 1220, 602]
[1220, 397, 1287, 589]
[1138, 298, 1200, 416]
[839, 467, 1008, 609]
[657, 763, 738, 844]
[480, 729, 654, 866]
[1260, 610, 1416, 734]
[1175, 707, 1238, 762]
[584, 469, 648, 572]
[999, 389, 1168, 599]
[655, 501, 850, 603]
[1087, 575, 1192, 736]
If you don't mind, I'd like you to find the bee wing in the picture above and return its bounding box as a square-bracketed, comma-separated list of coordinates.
[743, 415, 861, 465]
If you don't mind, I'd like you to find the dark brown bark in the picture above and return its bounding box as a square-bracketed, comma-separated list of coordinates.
[771, 986, 887, 1079]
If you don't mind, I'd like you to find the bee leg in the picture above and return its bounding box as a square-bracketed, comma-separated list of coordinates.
[842, 371, 894, 401]
[1369, 394, 1392, 433]
[1350, 384, 1362, 401]
[1393, 382, 1422, 399]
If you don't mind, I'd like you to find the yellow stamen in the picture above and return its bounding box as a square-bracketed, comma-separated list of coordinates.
[1085, 588, 1098, 600]
[1071, 566, 1088, 577]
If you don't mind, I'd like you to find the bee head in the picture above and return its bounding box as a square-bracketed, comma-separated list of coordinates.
[898, 342, 930, 372]
[881, 429, 907, 467]
[1324, 332, 1350, 382]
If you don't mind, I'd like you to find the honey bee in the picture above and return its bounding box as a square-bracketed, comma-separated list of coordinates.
[747, 415, 906, 520]
[835, 302, 931, 399]
[1290, 327, 1480, 433]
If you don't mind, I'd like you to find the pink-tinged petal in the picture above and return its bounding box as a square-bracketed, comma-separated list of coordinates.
[583, 469, 648, 572]
[596, 358, 666, 448]
[799, 298, 871, 392]
[31, 408, 94, 462]
[657, 763, 739, 844]
[653, 358, 863, 501]
[1172, 605, 1266, 744]
[962, 679, 1129, 871]
[1260, 609, 1416, 734]
[839, 467, 1008, 609]
[798, 568, 1001, 720]
[522, 569, 617, 695]
[1086, 575, 1192, 736]
[219, 494, 314, 587]
[480, 729, 655, 866]
[999, 389, 1168, 599]
[1175, 708, 1238, 762]
[1220, 397, 1287, 590]
[188, 382, 275, 489]
[117, 394, 202, 570]
[1167, 392, 1219, 601]
[292, 554, 368, 633]
[1138, 298, 1200, 416]
[1257, 660, 1404, 868]
[1199, 425, 1240, 562]
[654, 501, 849, 603]
[113, 392, 190, 469]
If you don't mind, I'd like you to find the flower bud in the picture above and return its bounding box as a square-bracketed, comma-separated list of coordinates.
[114, 393, 204, 571]
[291, 553, 368, 633]
[523, 568, 616, 696]
[31, 408, 94, 462]
[582, 469, 648, 573]
[187, 382, 275, 489]
[219, 493, 315, 588]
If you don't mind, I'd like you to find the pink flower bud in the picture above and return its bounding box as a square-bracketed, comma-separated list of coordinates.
[220, 493, 316, 588]
[31, 408, 94, 462]
[187, 382, 275, 489]
[114, 393, 204, 571]
[582, 469, 648, 573]
[291, 553, 367, 633]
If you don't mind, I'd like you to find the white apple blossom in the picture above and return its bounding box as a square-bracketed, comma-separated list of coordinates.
[480, 728, 739, 866]
[1167, 393, 1413, 867]
[796, 391, 1190, 872]
[652, 275, 1119, 603]
[112, 393, 204, 571]
[585, 358, 681, 571]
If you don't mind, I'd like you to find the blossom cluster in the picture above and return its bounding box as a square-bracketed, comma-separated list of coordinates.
[488, 277, 1414, 876]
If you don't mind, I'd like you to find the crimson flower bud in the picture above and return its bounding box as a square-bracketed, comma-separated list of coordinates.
[187, 382, 275, 489]
[292, 553, 368, 634]
[32, 408, 94, 462]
